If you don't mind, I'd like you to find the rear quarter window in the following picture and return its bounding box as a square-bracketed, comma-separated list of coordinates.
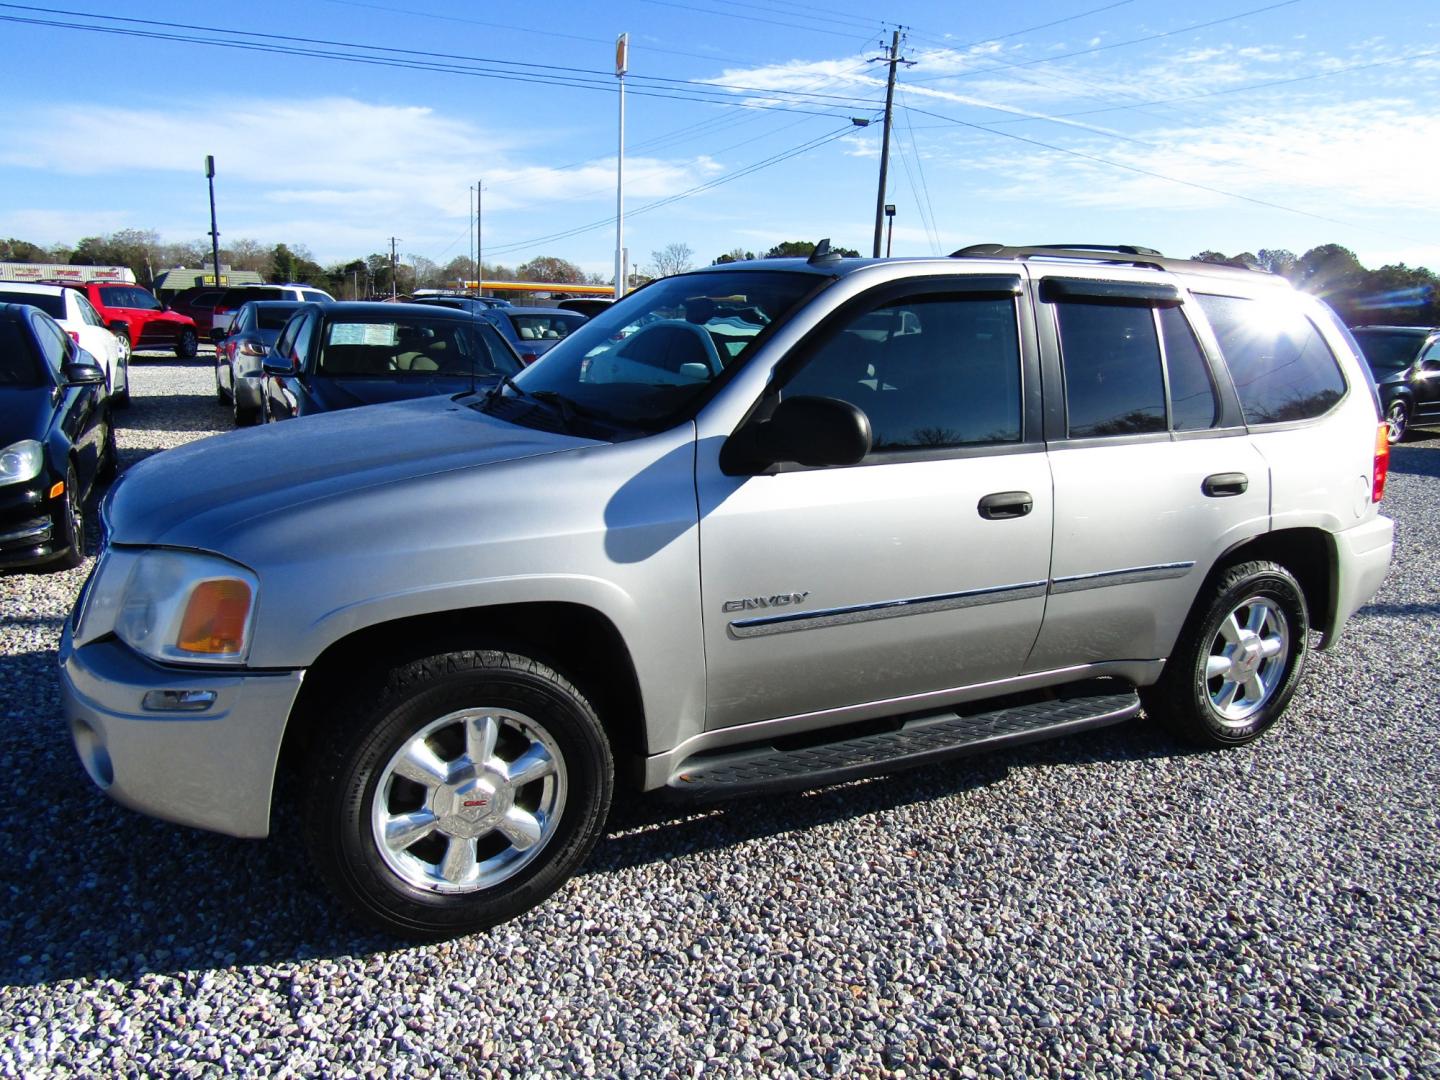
[1195, 293, 1347, 424]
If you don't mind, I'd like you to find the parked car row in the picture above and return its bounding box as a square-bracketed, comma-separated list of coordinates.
[1349, 324, 1440, 443]
[0, 282, 129, 404]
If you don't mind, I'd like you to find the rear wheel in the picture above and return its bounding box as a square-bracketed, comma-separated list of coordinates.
[1143, 560, 1308, 747]
[1386, 399, 1409, 444]
[113, 330, 131, 366]
[304, 649, 613, 938]
[233, 389, 259, 427]
[175, 328, 199, 359]
[215, 361, 229, 403]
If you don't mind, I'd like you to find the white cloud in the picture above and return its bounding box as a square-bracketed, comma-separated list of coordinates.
[0, 96, 723, 261]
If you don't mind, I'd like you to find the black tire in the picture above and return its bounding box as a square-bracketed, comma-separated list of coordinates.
[1385, 399, 1409, 444]
[1142, 560, 1308, 747]
[233, 392, 258, 427]
[304, 649, 613, 939]
[111, 385, 130, 409]
[175, 328, 199, 359]
[50, 464, 84, 570]
[97, 421, 118, 483]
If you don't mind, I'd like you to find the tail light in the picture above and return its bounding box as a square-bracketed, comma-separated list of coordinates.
[66, 330, 80, 344]
[239, 341, 266, 357]
[1373, 422, 1390, 502]
[214, 304, 231, 315]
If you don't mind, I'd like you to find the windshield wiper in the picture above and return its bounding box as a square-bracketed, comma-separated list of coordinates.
[484, 372, 529, 406]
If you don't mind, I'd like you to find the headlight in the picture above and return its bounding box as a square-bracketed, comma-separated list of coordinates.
[0, 440, 43, 488]
[95, 549, 260, 665]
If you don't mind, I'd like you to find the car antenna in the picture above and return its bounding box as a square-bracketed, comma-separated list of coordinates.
[807, 238, 840, 266]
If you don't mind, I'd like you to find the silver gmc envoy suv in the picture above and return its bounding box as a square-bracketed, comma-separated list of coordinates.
[62, 244, 1395, 937]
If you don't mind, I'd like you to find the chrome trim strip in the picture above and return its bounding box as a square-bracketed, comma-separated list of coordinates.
[0, 519, 53, 546]
[1049, 561, 1195, 595]
[728, 580, 1048, 639]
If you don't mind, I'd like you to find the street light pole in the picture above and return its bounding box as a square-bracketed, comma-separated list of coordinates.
[204, 155, 222, 288]
[885, 203, 896, 258]
[615, 32, 628, 300]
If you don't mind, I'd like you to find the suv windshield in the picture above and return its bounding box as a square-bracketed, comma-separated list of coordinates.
[1351, 328, 1429, 374]
[316, 317, 520, 378]
[497, 270, 821, 431]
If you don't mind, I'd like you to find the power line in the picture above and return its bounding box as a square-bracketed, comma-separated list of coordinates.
[972, 45, 1440, 125]
[482, 124, 859, 258]
[635, 0, 881, 41]
[312, 0, 768, 68]
[902, 0, 1136, 53]
[910, 0, 1302, 82]
[897, 88, 941, 255]
[901, 103, 1426, 242]
[0, 10, 870, 117]
[0, 4, 883, 110]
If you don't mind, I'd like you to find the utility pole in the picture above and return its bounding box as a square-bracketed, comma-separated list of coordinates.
[469, 185, 475, 291]
[477, 178, 483, 298]
[389, 237, 399, 300]
[204, 155, 222, 288]
[870, 30, 912, 259]
[615, 32, 629, 300]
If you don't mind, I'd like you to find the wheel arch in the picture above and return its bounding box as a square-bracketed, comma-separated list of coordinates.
[277, 601, 650, 791]
[1211, 527, 1337, 647]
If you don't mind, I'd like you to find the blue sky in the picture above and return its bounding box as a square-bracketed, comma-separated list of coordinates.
[2, 0, 1438, 278]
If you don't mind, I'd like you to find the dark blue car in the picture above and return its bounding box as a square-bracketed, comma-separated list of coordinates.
[261, 302, 523, 422]
[0, 303, 113, 571]
[481, 307, 589, 365]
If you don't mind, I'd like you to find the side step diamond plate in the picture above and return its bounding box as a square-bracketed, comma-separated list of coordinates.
[667, 689, 1140, 798]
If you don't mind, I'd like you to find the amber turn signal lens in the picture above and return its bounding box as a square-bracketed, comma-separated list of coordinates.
[1373, 422, 1390, 503]
[177, 579, 252, 654]
[48, 481, 65, 499]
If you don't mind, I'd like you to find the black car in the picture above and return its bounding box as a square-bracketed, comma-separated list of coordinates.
[261, 302, 524, 422]
[0, 303, 113, 571]
[1350, 325, 1440, 443]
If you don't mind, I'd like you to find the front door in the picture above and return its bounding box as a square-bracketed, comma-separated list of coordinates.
[697, 279, 1054, 732]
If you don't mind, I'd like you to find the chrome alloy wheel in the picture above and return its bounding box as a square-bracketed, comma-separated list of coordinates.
[371, 708, 567, 894]
[1205, 596, 1290, 726]
[1386, 400, 1408, 444]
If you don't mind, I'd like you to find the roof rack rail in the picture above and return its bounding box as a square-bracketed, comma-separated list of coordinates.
[948, 243, 1271, 278]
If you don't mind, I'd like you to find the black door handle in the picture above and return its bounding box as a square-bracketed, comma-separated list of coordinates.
[1202, 472, 1248, 497]
[978, 491, 1034, 519]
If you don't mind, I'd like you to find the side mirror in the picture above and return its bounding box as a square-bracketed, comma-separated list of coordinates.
[722, 395, 872, 474]
[63, 360, 107, 386]
[261, 353, 296, 377]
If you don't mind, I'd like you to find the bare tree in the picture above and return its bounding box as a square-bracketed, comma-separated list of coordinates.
[650, 242, 694, 278]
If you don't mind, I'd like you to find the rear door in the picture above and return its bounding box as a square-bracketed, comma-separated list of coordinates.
[1023, 272, 1271, 672]
[697, 275, 1054, 731]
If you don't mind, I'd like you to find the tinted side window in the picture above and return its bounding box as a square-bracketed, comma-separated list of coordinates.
[1160, 307, 1218, 431]
[291, 313, 318, 371]
[77, 295, 105, 327]
[1421, 339, 1440, 364]
[273, 317, 299, 361]
[1196, 294, 1347, 424]
[1056, 302, 1166, 437]
[0, 321, 41, 385]
[31, 315, 69, 376]
[784, 294, 1022, 452]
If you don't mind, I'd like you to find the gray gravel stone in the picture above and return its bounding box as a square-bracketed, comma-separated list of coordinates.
[2, 352, 1438, 1076]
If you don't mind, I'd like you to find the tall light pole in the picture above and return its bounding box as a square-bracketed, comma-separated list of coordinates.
[615, 32, 628, 300]
[476, 178, 484, 297]
[885, 203, 896, 258]
[204, 155, 222, 288]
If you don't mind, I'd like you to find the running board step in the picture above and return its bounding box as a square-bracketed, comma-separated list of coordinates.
[667, 687, 1140, 798]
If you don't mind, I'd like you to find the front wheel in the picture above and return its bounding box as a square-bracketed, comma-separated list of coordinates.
[1386, 399, 1409, 444]
[49, 464, 84, 571]
[1143, 560, 1308, 747]
[304, 649, 613, 938]
[175, 328, 199, 359]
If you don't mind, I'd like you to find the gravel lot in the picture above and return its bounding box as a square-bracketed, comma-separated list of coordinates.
[2, 353, 1438, 1077]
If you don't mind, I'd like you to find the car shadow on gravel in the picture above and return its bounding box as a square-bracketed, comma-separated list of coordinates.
[1390, 442, 1440, 478]
[0, 706, 1195, 988]
[113, 393, 230, 434]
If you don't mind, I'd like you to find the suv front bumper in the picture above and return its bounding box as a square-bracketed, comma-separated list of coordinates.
[60, 628, 304, 838]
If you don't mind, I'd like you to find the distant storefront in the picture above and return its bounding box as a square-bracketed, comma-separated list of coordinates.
[153, 267, 265, 299]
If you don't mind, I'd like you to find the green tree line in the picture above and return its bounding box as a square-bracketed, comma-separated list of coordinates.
[1191, 245, 1439, 326]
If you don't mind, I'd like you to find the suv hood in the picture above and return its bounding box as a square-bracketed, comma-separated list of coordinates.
[105, 394, 598, 547]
